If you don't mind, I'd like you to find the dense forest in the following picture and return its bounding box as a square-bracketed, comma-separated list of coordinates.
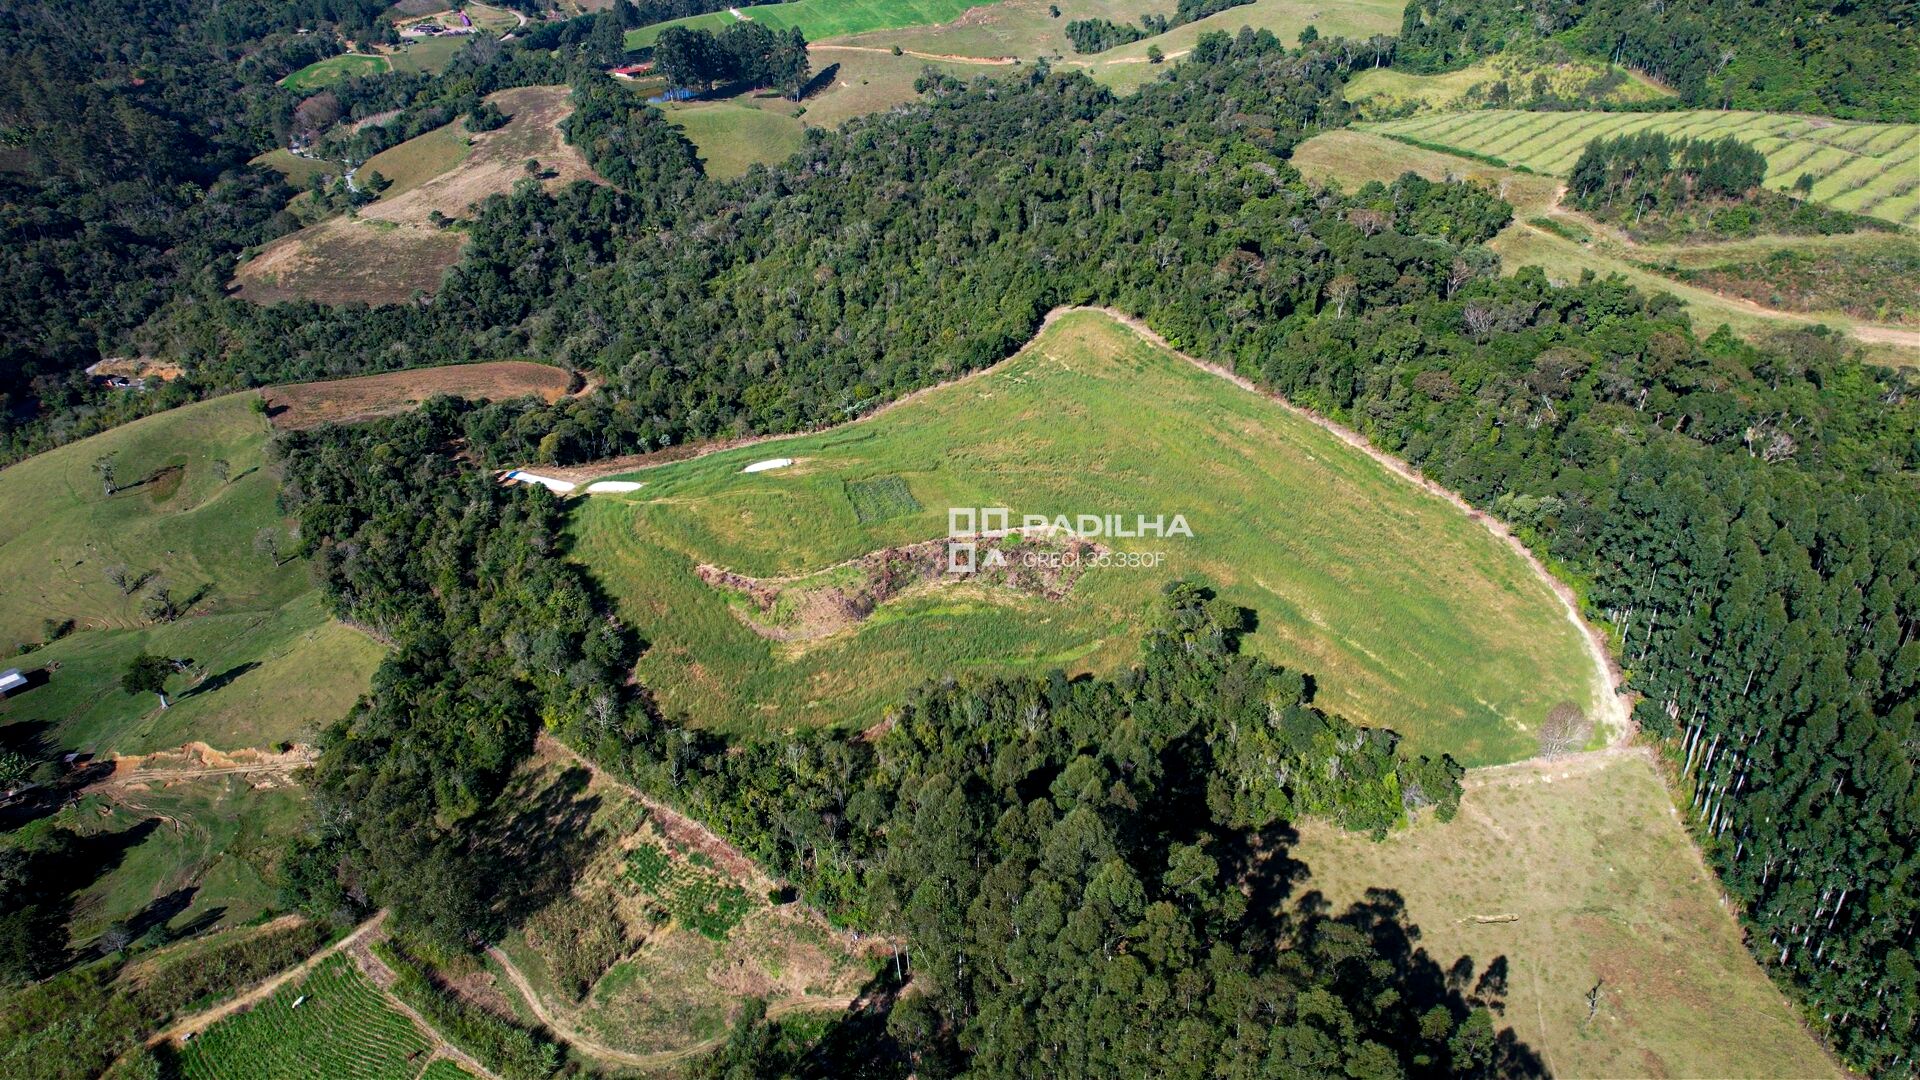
[1395, 0, 1920, 120]
[1565, 132, 1883, 241]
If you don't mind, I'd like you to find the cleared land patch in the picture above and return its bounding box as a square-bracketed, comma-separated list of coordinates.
[571, 309, 1606, 765]
[662, 99, 810, 178]
[263, 360, 575, 429]
[233, 85, 597, 306]
[1344, 56, 1670, 118]
[487, 740, 878, 1063]
[1290, 750, 1838, 1079]
[1075, 0, 1403, 91]
[1360, 110, 1920, 230]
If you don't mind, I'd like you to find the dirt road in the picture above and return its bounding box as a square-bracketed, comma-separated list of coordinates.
[148, 912, 388, 1047]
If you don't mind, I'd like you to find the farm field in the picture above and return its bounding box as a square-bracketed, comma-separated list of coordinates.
[831, 0, 1160, 61]
[169, 954, 433, 1080]
[570, 309, 1609, 765]
[486, 740, 878, 1062]
[1291, 129, 1920, 364]
[628, 0, 998, 49]
[233, 86, 597, 306]
[1290, 750, 1839, 1079]
[263, 360, 577, 429]
[280, 52, 390, 91]
[1360, 109, 1920, 229]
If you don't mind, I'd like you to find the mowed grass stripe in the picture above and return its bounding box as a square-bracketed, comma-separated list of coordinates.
[1362, 109, 1920, 226]
[575, 310, 1606, 764]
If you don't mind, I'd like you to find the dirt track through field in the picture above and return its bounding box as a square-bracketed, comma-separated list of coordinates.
[487, 943, 853, 1070]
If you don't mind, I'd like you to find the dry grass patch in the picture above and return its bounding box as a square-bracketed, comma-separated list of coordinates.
[1289, 750, 1839, 1079]
[262, 361, 575, 429]
[232, 86, 598, 306]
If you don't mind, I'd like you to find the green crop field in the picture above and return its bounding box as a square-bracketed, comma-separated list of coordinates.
[1361, 110, 1920, 229]
[172, 955, 430, 1080]
[1082, 0, 1403, 91]
[385, 35, 470, 76]
[1344, 56, 1671, 116]
[572, 309, 1608, 766]
[628, 0, 997, 49]
[0, 394, 384, 757]
[280, 52, 391, 91]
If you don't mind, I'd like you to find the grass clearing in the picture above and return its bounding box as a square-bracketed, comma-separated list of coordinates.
[1290, 750, 1839, 1078]
[170, 954, 429, 1080]
[832, 0, 1154, 61]
[263, 360, 576, 429]
[628, 0, 997, 49]
[360, 123, 472, 199]
[1361, 109, 1920, 229]
[31, 777, 309, 945]
[383, 34, 470, 76]
[280, 53, 391, 91]
[662, 100, 810, 177]
[249, 149, 341, 188]
[572, 309, 1604, 765]
[0, 394, 382, 745]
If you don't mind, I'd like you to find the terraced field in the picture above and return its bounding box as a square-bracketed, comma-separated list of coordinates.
[1361, 110, 1920, 228]
[173, 955, 429, 1080]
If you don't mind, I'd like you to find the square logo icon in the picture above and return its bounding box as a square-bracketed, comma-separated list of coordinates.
[947, 541, 976, 574]
[948, 507, 977, 538]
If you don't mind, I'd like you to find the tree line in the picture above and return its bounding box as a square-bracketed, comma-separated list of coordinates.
[651, 22, 811, 98]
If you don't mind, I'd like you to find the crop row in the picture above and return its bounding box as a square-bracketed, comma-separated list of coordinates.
[175, 956, 429, 1080]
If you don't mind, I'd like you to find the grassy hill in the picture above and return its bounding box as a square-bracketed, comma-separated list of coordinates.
[0, 393, 382, 756]
[1360, 109, 1920, 229]
[1292, 751, 1840, 1078]
[280, 52, 392, 90]
[572, 309, 1608, 766]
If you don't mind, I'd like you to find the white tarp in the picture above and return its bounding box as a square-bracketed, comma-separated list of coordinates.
[504, 469, 577, 493]
[584, 480, 644, 493]
[741, 458, 794, 473]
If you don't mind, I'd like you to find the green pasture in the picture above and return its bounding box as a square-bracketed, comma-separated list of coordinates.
[0, 394, 384, 757]
[280, 52, 391, 91]
[572, 310, 1606, 765]
[628, 0, 996, 49]
[661, 100, 809, 177]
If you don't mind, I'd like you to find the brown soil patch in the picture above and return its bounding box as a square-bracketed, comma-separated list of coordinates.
[88, 357, 187, 381]
[232, 215, 466, 305]
[697, 531, 1099, 642]
[263, 360, 575, 429]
